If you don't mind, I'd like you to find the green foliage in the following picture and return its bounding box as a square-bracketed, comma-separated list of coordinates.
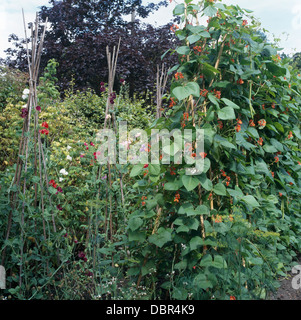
[0, 65, 28, 112]
[126, 0, 301, 300]
[1, 0, 301, 301]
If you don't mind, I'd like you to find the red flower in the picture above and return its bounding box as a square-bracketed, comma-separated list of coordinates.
[39, 129, 49, 135]
[214, 89, 221, 99]
[258, 119, 266, 128]
[235, 124, 241, 132]
[274, 156, 279, 163]
[183, 112, 189, 120]
[169, 98, 176, 108]
[258, 137, 263, 146]
[230, 295, 236, 300]
[200, 89, 208, 97]
[49, 179, 57, 188]
[199, 152, 207, 159]
[41, 122, 49, 128]
[144, 164, 149, 168]
[249, 119, 255, 127]
[174, 72, 184, 80]
[174, 192, 180, 203]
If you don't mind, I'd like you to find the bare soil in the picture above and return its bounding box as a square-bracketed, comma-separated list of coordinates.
[270, 256, 301, 300]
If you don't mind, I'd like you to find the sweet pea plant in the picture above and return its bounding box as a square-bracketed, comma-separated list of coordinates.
[126, 0, 301, 300]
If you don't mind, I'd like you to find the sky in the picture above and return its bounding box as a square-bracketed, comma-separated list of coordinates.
[1, 0, 301, 59]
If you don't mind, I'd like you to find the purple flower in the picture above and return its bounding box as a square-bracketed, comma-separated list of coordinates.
[57, 204, 63, 211]
[57, 187, 63, 193]
[63, 233, 68, 237]
[100, 82, 105, 86]
[120, 78, 125, 83]
[86, 271, 93, 277]
[36, 105, 41, 112]
[100, 86, 106, 92]
[78, 251, 87, 262]
[20, 108, 28, 118]
[101, 175, 107, 180]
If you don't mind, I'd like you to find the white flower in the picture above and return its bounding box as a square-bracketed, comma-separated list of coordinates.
[22, 89, 30, 100]
[67, 145, 72, 150]
[59, 168, 68, 176]
[105, 114, 111, 119]
[66, 155, 72, 161]
[59, 177, 64, 182]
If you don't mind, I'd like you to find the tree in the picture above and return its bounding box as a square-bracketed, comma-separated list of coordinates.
[4, 0, 180, 97]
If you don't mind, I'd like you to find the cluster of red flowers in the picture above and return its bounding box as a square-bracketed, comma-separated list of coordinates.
[141, 196, 147, 206]
[170, 24, 179, 32]
[249, 119, 255, 127]
[175, 72, 184, 80]
[235, 118, 242, 132]
[200, 89, 208, 97]
[218, 120, 223, 130]
[169, 98, 176, 108]
[193, 46, 202, 53]
[214, 215, 223, 223]
[49, 179, 63, 194]
[174, 192, 180, 203]
[214, 89, 221, 99]
[170, 166, 176, 175]
[181, 112, 189, 128]
[258, 119, 266, 128]
[40, 122, 49, 135]
[242, 20, 248, 26]
[200, 152, 207, 159]
[258, 137, 264, 146]
[221, 170, 231, 186]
